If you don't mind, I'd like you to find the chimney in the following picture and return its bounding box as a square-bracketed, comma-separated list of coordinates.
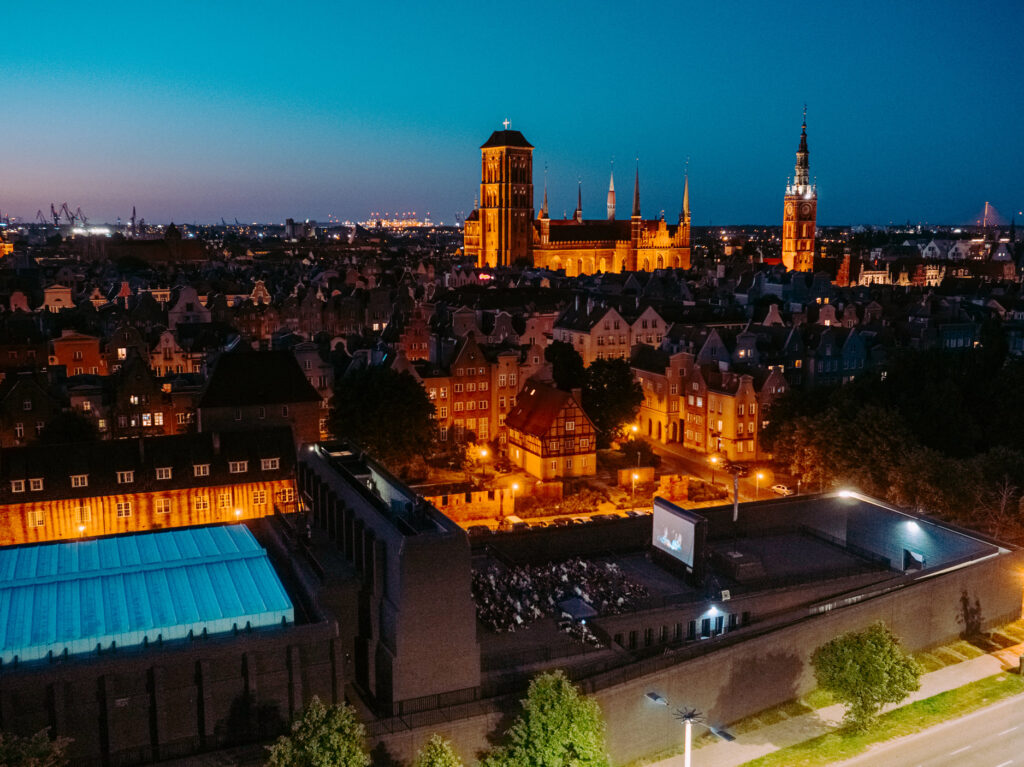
[212, 432, 221, 455]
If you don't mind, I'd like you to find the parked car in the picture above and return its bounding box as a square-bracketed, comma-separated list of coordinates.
[772, 484, 795, 496]
[466, 525, 492, 536]
[550, 517, 571, 527]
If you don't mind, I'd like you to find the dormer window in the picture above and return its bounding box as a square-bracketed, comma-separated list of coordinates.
[11, 480, 24, 493]
[156, 467, 172, 480]
[261, 458, 280, 471]
[71, 474, 88, 488]
[229, 461, 248, 474]
[194, 463, 210, 477]
[29, 478, 43, 491]
[117, 471, 134, 484]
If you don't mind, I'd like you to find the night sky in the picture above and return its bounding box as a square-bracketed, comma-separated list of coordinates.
[1, 0, 1020, 226]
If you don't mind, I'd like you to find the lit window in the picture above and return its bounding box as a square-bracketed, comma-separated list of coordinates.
[129, 394, 140, 405]
[565, 421, 575, 431]
[154, 412, 164, 426]
[261, 457, 280, 471]
[156, 467, 172, 480]
[194, 463, 210, 477]
[229, 461, 248, 474]
[116, 471, 134, 484]
[27, 510, 44, 528]
[117, 347, 127, 360]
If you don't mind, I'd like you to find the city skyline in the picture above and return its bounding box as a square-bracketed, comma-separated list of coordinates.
[1, 0, 1021, 226]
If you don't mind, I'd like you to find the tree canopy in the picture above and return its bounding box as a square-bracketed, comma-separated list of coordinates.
[763, 348, 1024, 537]
[485, 670, 609, 767]
[330, 366, 435, 470]
[0, 729, 71, 767]
[265, 697, 370, 767]
[544, 341, 585, 391]
[38, 411, 99, 445]
[582, 358, 644, 448]
[811, 623, 921, 731]
[413, 734, 463, 767]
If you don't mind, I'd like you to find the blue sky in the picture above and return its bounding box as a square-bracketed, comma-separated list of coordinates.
[1, 0, 1021, 225]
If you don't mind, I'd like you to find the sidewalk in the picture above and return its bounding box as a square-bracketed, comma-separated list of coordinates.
[646, 641, 1024, 767]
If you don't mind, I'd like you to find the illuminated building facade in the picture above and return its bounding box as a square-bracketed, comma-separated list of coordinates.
[464, 126, 691, 274]
[782, 110, 817, 271]
[0, 428, 298, 546]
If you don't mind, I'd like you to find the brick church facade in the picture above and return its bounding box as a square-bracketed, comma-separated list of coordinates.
[464, 126, 691, 275]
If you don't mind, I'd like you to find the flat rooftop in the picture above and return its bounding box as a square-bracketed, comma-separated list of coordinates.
[0, 524, 293, 664]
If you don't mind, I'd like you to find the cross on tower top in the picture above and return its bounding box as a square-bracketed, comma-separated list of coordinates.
[502, 118, 511, 130]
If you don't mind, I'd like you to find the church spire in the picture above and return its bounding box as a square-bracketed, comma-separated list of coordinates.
[574, 178, 583, 223]
[632, 160, 641, 218]
[680, 163, 690, 225]
[607, 166, 616, 220]
[794, 105, 810, 188]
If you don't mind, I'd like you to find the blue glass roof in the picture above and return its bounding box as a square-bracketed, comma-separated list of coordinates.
[0, 525, 293, 664]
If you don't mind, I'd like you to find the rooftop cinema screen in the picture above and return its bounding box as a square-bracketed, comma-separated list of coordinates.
[653, 498, 704, 569]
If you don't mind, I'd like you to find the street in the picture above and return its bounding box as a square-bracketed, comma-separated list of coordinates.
[835, 692, 1024, 767]
[648, 440, 792, 503]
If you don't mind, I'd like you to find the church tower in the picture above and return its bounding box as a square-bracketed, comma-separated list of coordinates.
[782, 109, 817, 272]
[471, 123, 534, 268]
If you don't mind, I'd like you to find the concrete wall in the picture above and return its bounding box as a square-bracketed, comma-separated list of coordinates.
[0, 622, 341, 767]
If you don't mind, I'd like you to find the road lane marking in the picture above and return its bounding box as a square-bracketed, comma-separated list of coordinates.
[951, 746, 971, 754]
[995, 760, 1013, 767]
[1000, 726, 1019, 735]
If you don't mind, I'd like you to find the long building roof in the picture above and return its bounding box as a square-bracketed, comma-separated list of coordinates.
[0, 524, 293, 664]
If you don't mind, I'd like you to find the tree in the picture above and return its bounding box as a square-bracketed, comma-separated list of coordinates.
[38, 412, 99, 445]
[265, 697, 370, 767]
[0, 729, 71, 767]
[582, 358, 643, 448]
[544, 341, 585, 391]
[811, 623, 921, 731]
[414, 734, 463, 767]
[485, 670, 609, 767]
[330, 366, 435, 470]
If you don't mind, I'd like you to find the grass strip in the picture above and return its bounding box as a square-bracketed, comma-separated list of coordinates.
[740, 673, 1024, 767]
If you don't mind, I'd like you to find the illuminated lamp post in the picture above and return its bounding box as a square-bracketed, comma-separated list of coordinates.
[755, 471, 764, 499]
[645, 693, 734, 767]
[479, 447, 489, 480]
[511, 482, 519, 517]
[709, 455, 719, 486]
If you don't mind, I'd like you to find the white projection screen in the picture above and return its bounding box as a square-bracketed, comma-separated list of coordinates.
[652, 497, 704, 569]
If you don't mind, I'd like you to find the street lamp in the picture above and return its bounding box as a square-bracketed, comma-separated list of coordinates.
[511, 483, 519, 516]
[709, 455, 719, 486]
[645, 692, 733, 767]
[479, 447, 489, 480]
[755, 471, 764, 499]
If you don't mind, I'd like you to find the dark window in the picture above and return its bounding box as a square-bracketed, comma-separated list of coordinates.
[742, 611, 751, 626]
[687, 621, 696, 640]
[674, 622, 683, 641]
[728, 614, 737, 630]
[715, 616, 725, 635]
[628, 631, 637, 649]
[701, 618, 711, 638]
